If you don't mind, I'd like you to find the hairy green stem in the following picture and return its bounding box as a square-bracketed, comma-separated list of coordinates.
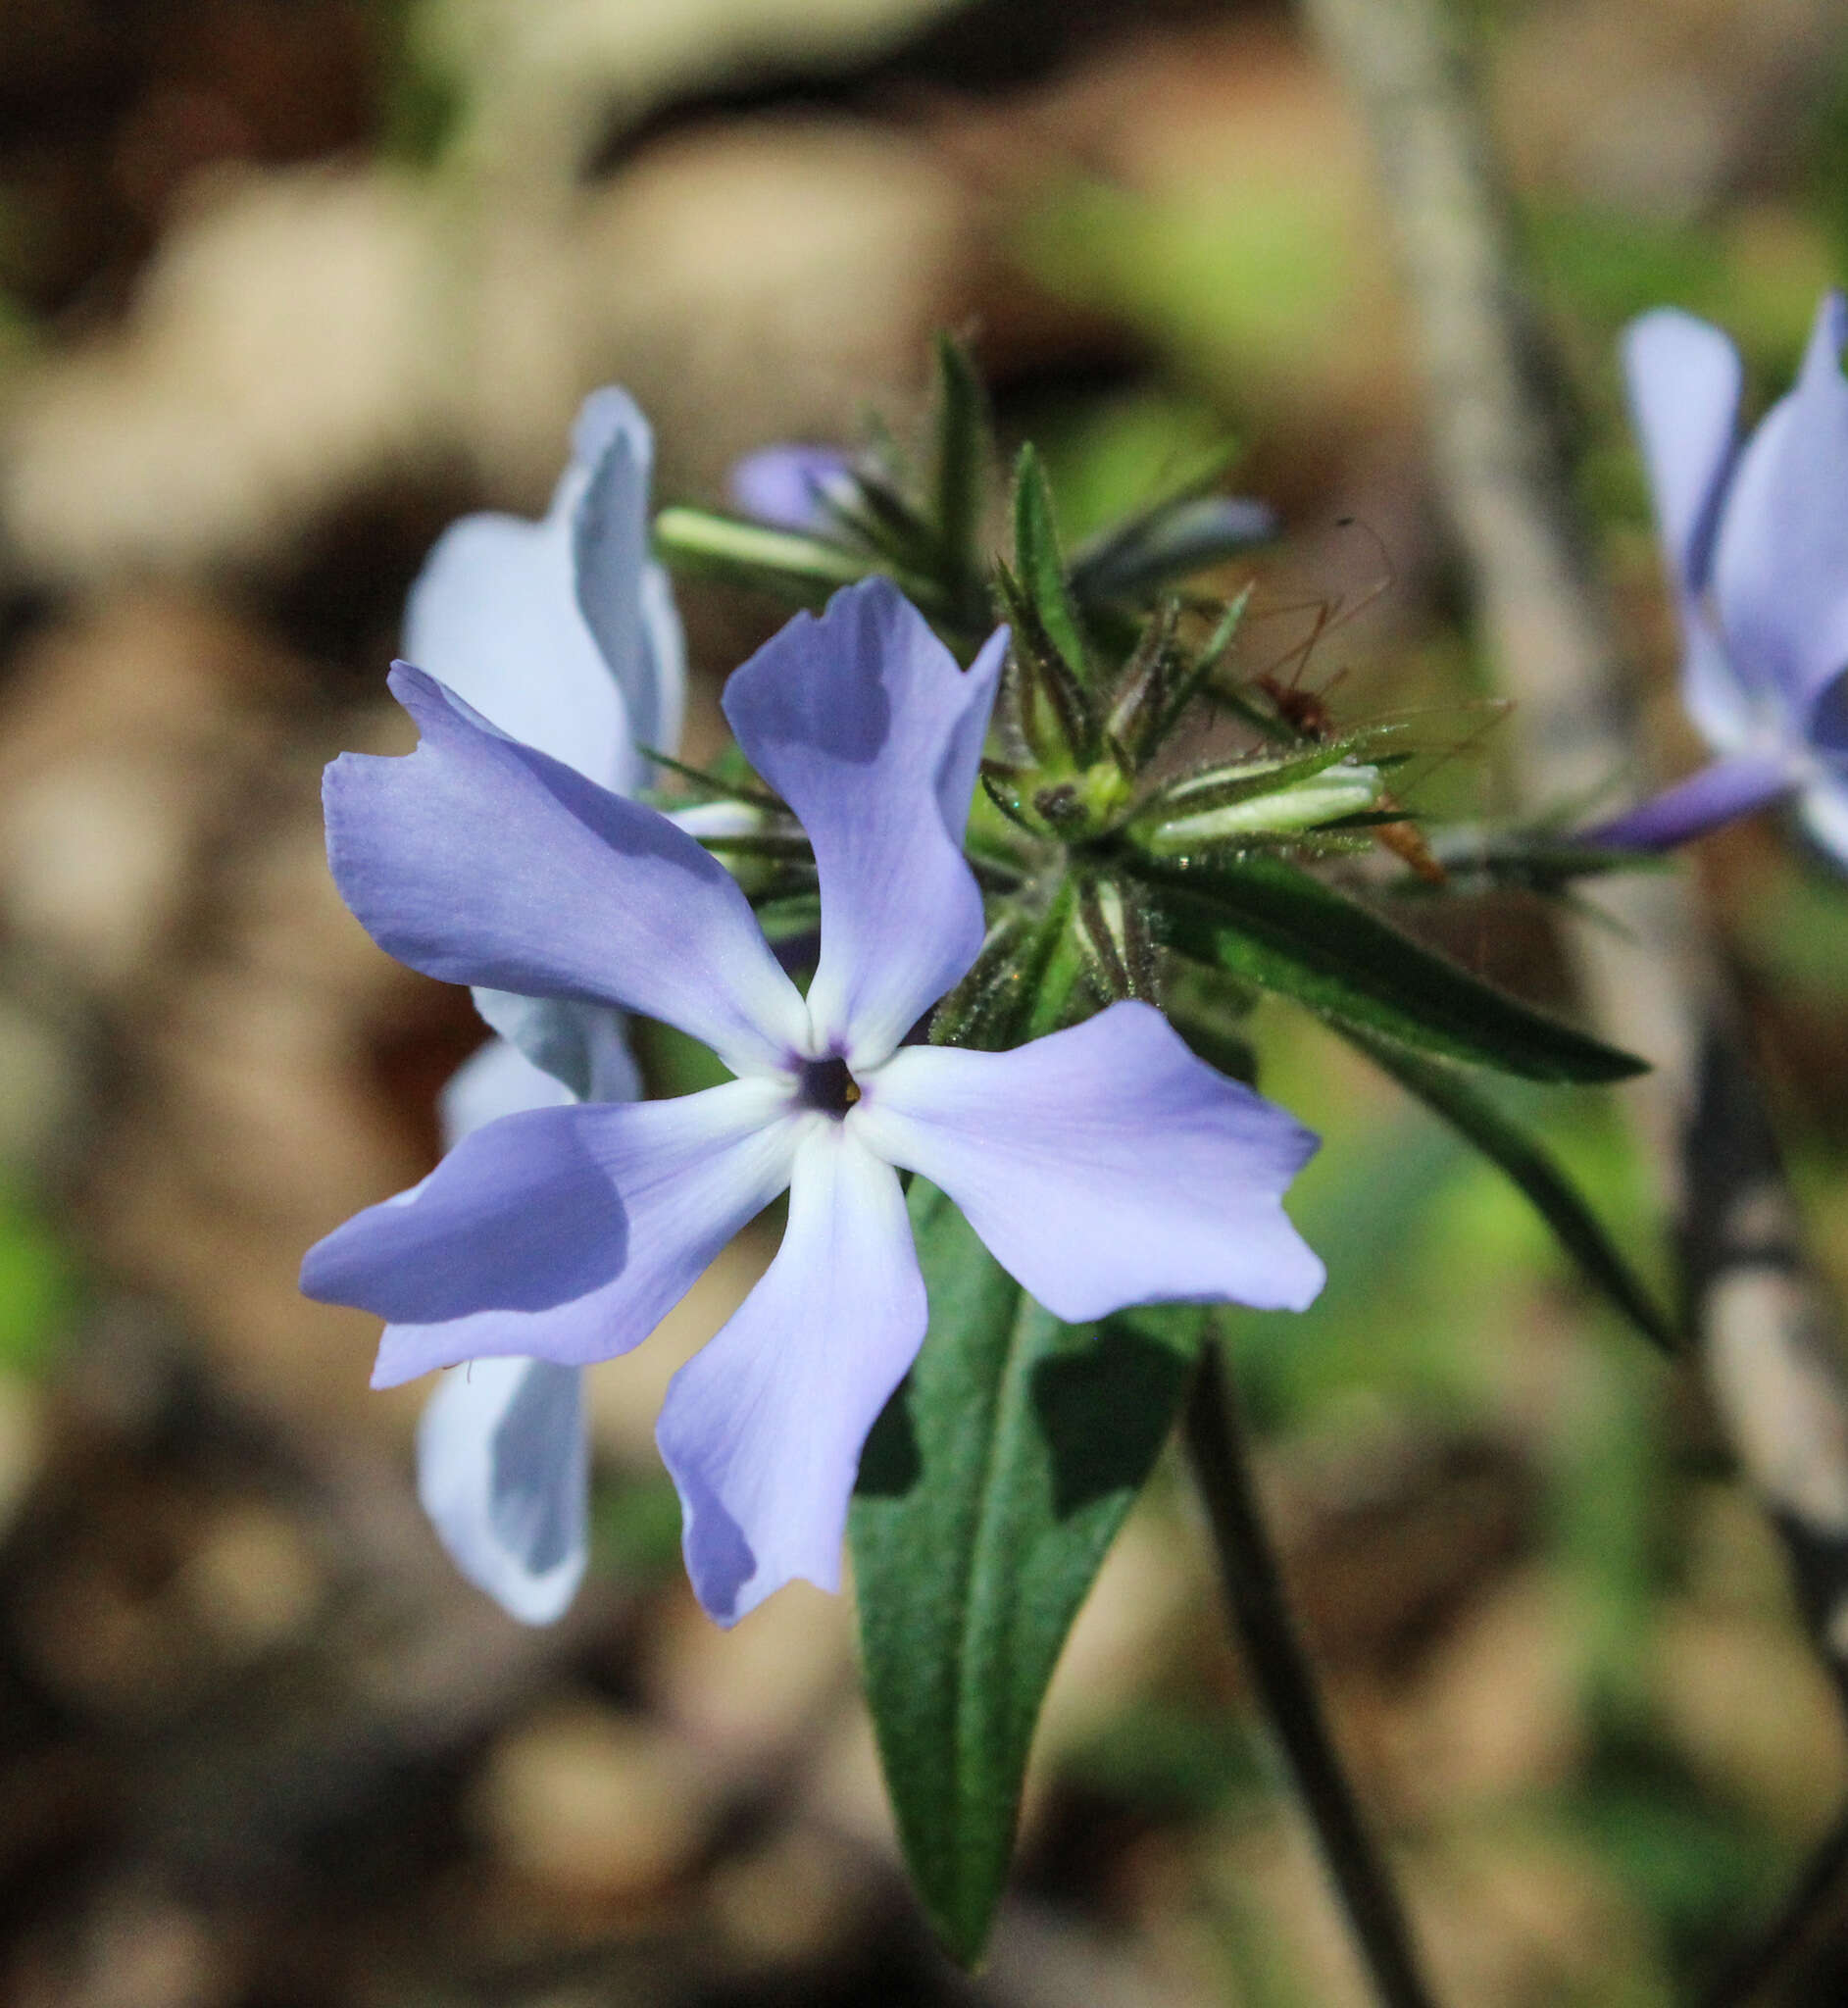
[1183, 1336, 1441, 2008]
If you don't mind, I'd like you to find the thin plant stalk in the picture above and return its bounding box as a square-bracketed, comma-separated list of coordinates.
[1183, 1333, 1441, 2008]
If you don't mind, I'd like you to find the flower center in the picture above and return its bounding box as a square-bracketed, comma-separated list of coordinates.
[796, 1055, 861, 1120]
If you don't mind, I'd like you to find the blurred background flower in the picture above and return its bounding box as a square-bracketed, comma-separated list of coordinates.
[2, 0, 1848, 2003]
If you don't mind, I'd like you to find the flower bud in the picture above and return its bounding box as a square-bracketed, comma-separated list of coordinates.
[1144, 762, 1385, 854]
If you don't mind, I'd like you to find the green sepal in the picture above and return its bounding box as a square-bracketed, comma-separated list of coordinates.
[1103, 598, 1184, 773]
[1011, 444, 1092, 685]
[928, 878, 1103, 1050]
[850, 1181, 1207, 1966]
[931, 332, 993, 612]
[993, 562, 1098, 768]
[1129, 851, 1648, 1082]
[1074, 876, 1160, 1002]
[1150, 584, 1253, 747]
[930, 895, 1062, 1052]
[1338, 1023, 1681, 1356]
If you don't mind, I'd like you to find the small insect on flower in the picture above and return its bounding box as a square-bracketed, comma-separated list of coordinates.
[1590, 291, 1848, 864]
[1248, 551, 1449, 884]
[302, 578, 1325, 1627]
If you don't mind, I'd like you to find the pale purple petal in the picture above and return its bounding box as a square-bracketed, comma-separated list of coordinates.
[440, 1035, 574, 1144]
[325, 664, 809, 1075]
[1678, 615, 1764, 754]
[1621, 311, 1763, 747]
[571, 389, 684, 756]
[300, 1079, 801, 1385]
[1796, 761, 1848, 868]
[417, 1358, 588, 1625]
[637, 561, 688, 759]
[853, 1000, 1324, 1324]
[1711, 293, 1848, 729]
[402, 512, 639, 795]
[1621, 309, 1742, 598]
[937, 623, 1010, 841]
[656, 1121, 924, 1626]
[722, 579, 1001, 1066]
[403, 389, 680, 798]
[425, 1037, 606, 1626]
[727, 445, 854, 532]
[1584, 751, 1797, 851]
[466, 996, 641, 1107]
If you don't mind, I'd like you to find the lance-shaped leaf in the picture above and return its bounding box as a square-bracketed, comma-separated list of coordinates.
[851, 1180, 1205, 1966]
[1131, 851, 1647, 1082]
[1339, 1023, 1681, 1355]
[1416, 825, 1676, 897]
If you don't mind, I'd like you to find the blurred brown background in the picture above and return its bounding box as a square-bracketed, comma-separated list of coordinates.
[3, 1, 1848, 2002]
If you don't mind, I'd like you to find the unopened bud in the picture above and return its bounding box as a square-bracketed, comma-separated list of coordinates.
[1145, 762, 1384, 853]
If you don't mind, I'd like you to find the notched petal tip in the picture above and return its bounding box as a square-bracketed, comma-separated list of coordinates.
[721, 578, 990, 1062]
[656, 1128, 924, 1627]
[858, 1000, 1327, 1327]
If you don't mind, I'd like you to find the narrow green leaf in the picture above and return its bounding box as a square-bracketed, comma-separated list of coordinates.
[1416, 826, 1677, 896]
[1011, 444, 1091, 681]
[1131, 851, 1648, 1082]
[851, 1182, 1204, 1965]
[1339, 1023, 1680, 1355]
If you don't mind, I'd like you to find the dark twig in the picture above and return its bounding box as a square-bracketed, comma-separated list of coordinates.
[1183, 1335, 1441, 2008]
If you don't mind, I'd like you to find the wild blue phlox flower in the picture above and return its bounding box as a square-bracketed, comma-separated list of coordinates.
[302, 577, 1325, 1625]
[1591, 291, 1848, 863]
[391, 387, 685, 1624]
